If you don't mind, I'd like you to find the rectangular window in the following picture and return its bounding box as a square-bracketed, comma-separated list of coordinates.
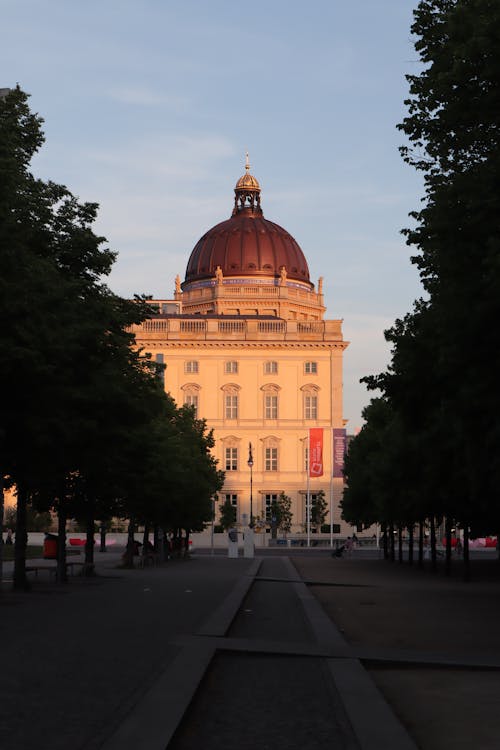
[185, 360, 199, 374]
[264, 361, 278, 374]
[304, 493, 320, 523]
[225, 447, 238, 471]
[264, 493, 279, 523]
[184, 394, 198, 416]
[225, 361, 238, 374]
[223, 493, 238, 522]
[225, 394, 238, 419]
[304, 395, 318, 419]
[304, 361, 318, 374]
[265, 447, 278, 471]
[265, 394, 278, 419]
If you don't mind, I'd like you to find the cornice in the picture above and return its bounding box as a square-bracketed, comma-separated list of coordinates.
[135, 340, 349, 350]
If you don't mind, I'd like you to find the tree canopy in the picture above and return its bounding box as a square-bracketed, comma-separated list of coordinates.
[343, 0, 500, 559]
[0, 87, 224, 585]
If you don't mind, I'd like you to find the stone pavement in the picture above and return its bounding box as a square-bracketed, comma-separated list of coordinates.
[293, 554, 500, 750]
[1, 549, 499, 749]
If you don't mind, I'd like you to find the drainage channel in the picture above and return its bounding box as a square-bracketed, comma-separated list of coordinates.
[168, 557, 360, 750]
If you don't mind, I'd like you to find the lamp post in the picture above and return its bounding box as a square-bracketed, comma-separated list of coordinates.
[247, 442, 254, 528]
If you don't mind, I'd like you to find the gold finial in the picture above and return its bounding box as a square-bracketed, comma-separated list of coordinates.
[245, 151, 250, 172]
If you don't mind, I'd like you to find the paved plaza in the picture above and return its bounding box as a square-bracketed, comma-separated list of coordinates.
[1, 548, 500, 749]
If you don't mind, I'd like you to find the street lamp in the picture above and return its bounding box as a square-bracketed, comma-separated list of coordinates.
[247, 442, 254, 528]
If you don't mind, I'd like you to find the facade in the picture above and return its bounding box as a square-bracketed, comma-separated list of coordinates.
[129, 160, 350, 535]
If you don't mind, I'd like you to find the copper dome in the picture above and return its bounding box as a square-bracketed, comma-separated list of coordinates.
[184, 161, 310, 286]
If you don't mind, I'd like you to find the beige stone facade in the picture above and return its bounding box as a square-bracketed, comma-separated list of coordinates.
[130, 165, 351, 536]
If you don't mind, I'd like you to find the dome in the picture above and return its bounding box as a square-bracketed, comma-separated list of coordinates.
[183, 159, 311, 286]
[184, 213, 310, 284]
[235, 172, 260, 192]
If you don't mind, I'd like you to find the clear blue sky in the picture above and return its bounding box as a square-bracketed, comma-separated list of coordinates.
[3, 0, 425, 428]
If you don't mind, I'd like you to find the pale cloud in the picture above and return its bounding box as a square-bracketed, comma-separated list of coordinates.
[107, 87, 191, 112]
[84, 134, 236, 183]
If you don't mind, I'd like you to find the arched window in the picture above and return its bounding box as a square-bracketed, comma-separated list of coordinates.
[261, 384, 280, 420]
[262, 436, 280, 472]
[181, 383, 200, 417]
[221, 384, 240, 420]
[221, 435, 241, 471]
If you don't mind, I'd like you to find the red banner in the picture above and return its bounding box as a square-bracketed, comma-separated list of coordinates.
[309, 428, 323, 477]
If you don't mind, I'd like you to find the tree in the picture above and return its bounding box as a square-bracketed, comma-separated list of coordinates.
[344, 2, 500, 576]
[398, 0, 500, 555]
[276, 492, 293, 536]
[310, 490, 328, 530]
[218, 497, 237, 531]
[0, 87, 160, 585]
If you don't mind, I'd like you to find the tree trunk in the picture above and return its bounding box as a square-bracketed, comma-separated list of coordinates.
[161, 528, 170, 562]
[184, 528, 190, 557]
[408, 524, 414, 566]
[418, 520, 424, 567]
[84, 500, 95, 576]
[13, 486, 29, 591]
[153, 524, 160, 553]
[56, 503, 68, 584]
[382, 524, 388, 560]
[99, 523, 107, 553]
[389, 521, 396, 562]
[445, 516, 452, 576]
[430, 516, 437, 574]
[123, 518, 135, 567]
[463, 523, 470, 582]
[398, 525, 403, 564]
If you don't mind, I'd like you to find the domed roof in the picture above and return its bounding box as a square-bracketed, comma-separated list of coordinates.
[184, 159, 310, 286]
[235, 169, 261, 192]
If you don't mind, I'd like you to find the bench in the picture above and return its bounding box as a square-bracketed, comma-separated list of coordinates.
[26, 565, 56, 578]
[26, 561, 95, 578]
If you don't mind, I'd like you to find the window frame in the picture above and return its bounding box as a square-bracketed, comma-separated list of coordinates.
[304, 393, 318, 420]
[225, 393, 238, 419]
[304, 361, 318, 375]
[264, 361, 278, 374]
[265, 446, 278, 472]
[225, 447, 238, 471]
[264, 393, 278, 420]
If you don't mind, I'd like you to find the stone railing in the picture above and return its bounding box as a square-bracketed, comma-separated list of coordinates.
[129, 317, 344, 343]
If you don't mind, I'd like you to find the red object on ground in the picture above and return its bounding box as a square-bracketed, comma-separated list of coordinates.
[43, 538, 58, 559]
[69, 538, 86, 546]
[441, 538, 458, 547]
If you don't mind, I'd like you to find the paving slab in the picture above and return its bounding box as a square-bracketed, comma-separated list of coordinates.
[291, 555, 500, 750]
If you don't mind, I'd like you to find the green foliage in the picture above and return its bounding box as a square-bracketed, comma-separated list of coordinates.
[310, 490, 328, 528]
[346, 2, 500, 541]
[0, 88, 228, 582]
[218, 497, 237, 531]
[266, 492, 293, 538]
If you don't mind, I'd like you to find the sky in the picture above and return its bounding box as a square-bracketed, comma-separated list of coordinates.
[2, 0, 426, 429]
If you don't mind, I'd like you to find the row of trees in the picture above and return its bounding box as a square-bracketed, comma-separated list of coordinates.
[217, 490, 327, 539]
[0, 87, 224, 589]
[341, 0, 500, 575]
